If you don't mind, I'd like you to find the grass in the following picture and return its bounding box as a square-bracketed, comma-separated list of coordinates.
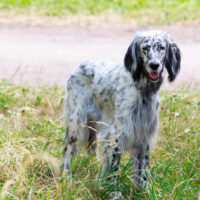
[0, 80, 199, 200]
[0, 0, 200, 24]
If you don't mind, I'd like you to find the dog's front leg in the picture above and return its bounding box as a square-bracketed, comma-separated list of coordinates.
[100, 140, 121, 180]
[100, 142, 123, 200]
[131, 144, 150, 190]
[97, 126, 123, 199]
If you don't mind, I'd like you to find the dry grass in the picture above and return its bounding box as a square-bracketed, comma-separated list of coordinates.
[0, 81, 199, 199]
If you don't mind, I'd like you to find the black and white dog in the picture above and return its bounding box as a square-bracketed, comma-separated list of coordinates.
[63, 31, 181, 191]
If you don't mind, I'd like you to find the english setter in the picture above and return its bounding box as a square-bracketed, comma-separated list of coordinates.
[63, 30, 181, 194]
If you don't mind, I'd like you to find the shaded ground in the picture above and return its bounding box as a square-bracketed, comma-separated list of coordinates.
[0, 18, 200, 89]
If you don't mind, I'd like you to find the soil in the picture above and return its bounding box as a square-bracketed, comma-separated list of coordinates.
[0, 18, 200, 89]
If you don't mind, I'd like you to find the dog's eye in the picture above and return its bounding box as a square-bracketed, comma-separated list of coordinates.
[159, 46, 165, 50]
[142, 46, 150, 51]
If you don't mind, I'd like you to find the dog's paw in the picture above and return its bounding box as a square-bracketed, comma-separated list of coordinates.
[131, 177, 149, 192]
[109, 191, 124, 200]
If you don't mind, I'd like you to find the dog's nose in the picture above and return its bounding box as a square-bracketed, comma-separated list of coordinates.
[149, 61, 160, 70]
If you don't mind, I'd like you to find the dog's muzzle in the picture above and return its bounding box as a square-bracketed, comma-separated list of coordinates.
[147, 61, 161, 82]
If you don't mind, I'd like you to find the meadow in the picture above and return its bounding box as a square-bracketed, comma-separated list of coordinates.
[0, 0, 200, 23]
[0, 81, 199, 200]
[0, 0, 199, 199]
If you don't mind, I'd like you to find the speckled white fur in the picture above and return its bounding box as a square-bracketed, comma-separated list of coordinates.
[63, 30, 181, 193]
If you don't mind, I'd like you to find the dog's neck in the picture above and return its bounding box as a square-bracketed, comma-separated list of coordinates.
[135, 75, 163, 101]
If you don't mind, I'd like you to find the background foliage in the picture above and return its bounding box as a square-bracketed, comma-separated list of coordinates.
[0, 0, 200, 23]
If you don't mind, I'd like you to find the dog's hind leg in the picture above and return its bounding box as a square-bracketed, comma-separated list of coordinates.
[63, 63, 97, 177]
[86, 109, 101, 154]
[63, 84, 90, 177]
[87, 125, 97, 154]
[63, 111, 90, 177]
[63, 131, 77, 178]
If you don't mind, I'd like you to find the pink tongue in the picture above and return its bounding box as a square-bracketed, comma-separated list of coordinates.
[149, 73, 159, 79]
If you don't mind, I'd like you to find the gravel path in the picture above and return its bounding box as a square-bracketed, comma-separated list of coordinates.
[0, 20, 200, 89]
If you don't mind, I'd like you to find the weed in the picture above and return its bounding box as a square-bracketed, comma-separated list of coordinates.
[0, 81, 199, 199]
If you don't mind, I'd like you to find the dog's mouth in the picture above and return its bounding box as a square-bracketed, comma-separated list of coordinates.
[148, 72, 160, 82]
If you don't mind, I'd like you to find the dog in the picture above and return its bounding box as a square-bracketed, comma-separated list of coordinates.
[63, 30, 181, 193]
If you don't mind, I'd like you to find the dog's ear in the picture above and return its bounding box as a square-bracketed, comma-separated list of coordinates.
[165, 42, 181, 82]
[124, 40, 143, 81]
[124, 42, 133, 73]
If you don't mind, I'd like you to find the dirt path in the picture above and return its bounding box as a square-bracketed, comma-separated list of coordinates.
[0, 19, 200, 89]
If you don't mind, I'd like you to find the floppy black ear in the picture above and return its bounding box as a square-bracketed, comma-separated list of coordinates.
[165, 43, 181, 82]
[124, 41, 143, 81]
[124, 42, 133, 73]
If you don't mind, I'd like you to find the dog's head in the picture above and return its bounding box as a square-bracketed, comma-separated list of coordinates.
[124, 31, 181, 83]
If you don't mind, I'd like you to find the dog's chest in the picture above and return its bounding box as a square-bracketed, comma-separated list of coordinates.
[131, 99, 158, 127]
[116, 85, 159, 141]
[116, 97, 159, 150]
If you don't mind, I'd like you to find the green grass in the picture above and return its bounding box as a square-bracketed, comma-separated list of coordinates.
[0, 81, 199, 200]
[0, 0, 200, 23]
